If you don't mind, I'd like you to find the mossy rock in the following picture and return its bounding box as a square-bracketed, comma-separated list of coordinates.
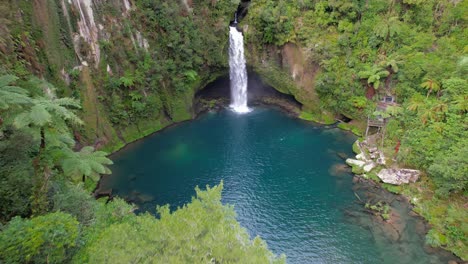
[352, 141, 362, 155]
[366, 172, 382, 182]
[337, 122, 363, 136]
[299, 111, 335, 125]
[351, 165, 365, 175]
[382, 183, 403, 194]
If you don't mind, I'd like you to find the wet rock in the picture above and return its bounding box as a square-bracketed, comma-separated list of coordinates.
[346, 158, 366, 167]
[380, 222, 400, 241]
[415, 220, 426, 235]
[329, 163, 350, 176]
[408, 210, 419, 217]
[128, 191, 155, 204]
[377, 169, 421, 185]
[337, 152, 348, 160]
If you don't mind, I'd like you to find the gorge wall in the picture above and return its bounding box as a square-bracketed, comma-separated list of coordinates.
[0, 0, 239, 151]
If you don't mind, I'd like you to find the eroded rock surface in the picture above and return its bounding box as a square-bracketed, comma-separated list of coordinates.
[377, 169, 421, 185]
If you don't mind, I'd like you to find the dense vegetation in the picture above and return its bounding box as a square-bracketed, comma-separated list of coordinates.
[0, 0, 238, 151]
[1, 1, 284, 263]
[243, 0, 467, 258]
[0, 0, 466, 262]
[0, 75, 281, 263]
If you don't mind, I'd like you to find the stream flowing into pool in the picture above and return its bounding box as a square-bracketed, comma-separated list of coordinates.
[99, 108, 456, 264]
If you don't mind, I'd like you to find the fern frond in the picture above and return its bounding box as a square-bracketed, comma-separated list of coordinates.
[0, 75, 18, 87]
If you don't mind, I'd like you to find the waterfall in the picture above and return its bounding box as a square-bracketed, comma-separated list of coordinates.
[229, 26, 250, 113]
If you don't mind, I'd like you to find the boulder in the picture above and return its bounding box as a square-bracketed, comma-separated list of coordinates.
[377, 169, 421, 185]
[346, 158, 366, 167]
[356, 153, 366, 161]
[363, 162, 376, 173]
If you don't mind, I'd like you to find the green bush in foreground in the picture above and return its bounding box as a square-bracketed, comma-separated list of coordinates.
[0, 183, 285, 264]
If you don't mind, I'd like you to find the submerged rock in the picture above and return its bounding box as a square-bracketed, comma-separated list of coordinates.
[377, 169, 421, 185]
[329, 163, 351, 176]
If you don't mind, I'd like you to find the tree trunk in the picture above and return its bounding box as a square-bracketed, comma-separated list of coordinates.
[366, 84, 376, 99]
[32, 127, 48, 215]
[385, 69, 393, 92]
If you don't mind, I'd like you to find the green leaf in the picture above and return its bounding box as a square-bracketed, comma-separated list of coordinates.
[30, 105, 52, 126]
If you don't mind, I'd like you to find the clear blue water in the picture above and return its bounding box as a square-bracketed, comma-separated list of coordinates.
[100, 108, 456, 264]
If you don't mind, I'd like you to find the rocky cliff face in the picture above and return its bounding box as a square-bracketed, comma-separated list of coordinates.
[0, 0, 325, 151]
[240, 19, 332, 123]
[245, 40, 321, 112]
[0, 0, 238, 151]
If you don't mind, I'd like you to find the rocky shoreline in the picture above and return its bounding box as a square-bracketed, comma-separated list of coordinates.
[345, 138, 464, 263]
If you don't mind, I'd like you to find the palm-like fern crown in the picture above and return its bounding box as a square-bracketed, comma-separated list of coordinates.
[14, 92, 83, 129]
[0, 75, 32, 110]
[62, 146, 113, 182]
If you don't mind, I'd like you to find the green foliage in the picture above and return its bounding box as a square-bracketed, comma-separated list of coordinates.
[0, 212, 79, 264]
[299, 111, 335, 125]
[1, 182, 284, 263]
[365, 201, 391, 220]
[76, 183, 285, 263]
[337, 122, 362, 136]
[420, 79, 441, 98]
[0, 0, 466, 259]
[0, 75, 31, 110]
[13, 93, 82, 129]
[373, 16, 403, 40]
[61, 146, 113, 182]
[253, 1, 297, 45]
[183, 69, 198, 82]
[358, 65, 390, 91]
[351, 96, 368, 109]
[0, 129, 34, 222]
[426, 229, 448, 247]
[352, 141, 361, 155]
[276, 0, 467, 245]
[428, 140, 468, 197]
[52, 182, 97, 225]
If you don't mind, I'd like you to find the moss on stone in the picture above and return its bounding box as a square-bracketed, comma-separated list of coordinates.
[299, 111, 335, 125]
[381, 183, 403, 194]
[352, 141, 362, 155]
[253, 65, 297, 95]
[351, 165, 365, 175]
[337, 122, 363, 136]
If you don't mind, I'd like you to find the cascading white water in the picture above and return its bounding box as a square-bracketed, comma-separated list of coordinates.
[229, 26, 250, 113]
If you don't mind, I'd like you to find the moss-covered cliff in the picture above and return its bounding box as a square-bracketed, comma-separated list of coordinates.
[0, 0, 466, 260]
[240, 1, 467, 259]
[0, 0, 238, 152]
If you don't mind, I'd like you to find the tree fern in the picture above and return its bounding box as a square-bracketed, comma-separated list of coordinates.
[14, 97, 83, 129]
[62, 146, 113, 182]
[0, 75, 31, 110]
[421, 79, 441, 98]
[358, 65, 390, 90]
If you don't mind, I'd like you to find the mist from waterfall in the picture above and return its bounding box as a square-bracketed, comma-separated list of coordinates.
[229, 26, 250, 113]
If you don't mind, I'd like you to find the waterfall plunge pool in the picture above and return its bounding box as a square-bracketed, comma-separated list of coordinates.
[98, 107, 457, 264]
